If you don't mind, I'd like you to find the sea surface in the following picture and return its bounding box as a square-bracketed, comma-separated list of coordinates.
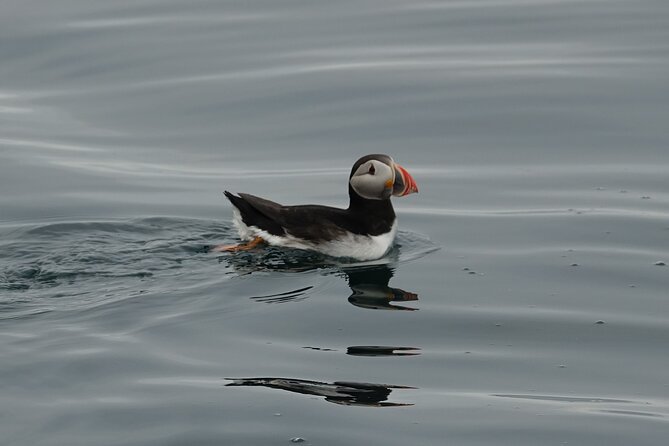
[1, 1, 668, 445]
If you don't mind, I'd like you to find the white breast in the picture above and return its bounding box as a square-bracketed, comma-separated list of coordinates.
[308, 221, 398, 260]
[231, 209, 397, 261]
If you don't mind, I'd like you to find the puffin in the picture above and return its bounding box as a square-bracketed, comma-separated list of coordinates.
[214, 154, 418, 260]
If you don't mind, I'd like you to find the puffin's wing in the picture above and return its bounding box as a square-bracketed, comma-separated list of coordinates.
[226, 191, 350, 242]
[224, 191, 286, 236]
[277, 204, 349, 241]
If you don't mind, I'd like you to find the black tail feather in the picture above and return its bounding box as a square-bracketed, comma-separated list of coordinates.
[224, 191, 285, 236]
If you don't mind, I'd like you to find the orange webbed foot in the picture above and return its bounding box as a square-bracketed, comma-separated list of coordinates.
[212, 236, 265, 252]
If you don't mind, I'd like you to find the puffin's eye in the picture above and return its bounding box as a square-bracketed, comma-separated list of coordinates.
[368, 164, 375, 175]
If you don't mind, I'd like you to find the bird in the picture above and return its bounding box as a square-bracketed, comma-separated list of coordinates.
[214, 154, 418, 260]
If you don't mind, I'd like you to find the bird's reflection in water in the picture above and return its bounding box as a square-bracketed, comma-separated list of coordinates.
[222, 247, 419, 310]
[221, 250, 420, 407]
[344, 266, 418, 311]
[226, 377, 414, 407]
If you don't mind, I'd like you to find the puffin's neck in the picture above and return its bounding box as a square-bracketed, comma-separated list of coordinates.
[347, 185, 396, 225]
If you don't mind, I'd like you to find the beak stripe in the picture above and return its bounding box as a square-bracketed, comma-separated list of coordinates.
[396, 164, 418, 196]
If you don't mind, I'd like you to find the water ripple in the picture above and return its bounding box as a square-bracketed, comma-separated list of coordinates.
[0, 218, 436, 319]
[0, 218, 232, 318]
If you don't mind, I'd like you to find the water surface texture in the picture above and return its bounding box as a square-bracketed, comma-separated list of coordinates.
[1, 1, 669, 445]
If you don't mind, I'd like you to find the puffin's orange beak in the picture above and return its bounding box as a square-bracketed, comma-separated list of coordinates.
[392, 163, 418, 197]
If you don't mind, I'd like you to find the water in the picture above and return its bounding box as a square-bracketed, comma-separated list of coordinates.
[1, 1, 668, 444]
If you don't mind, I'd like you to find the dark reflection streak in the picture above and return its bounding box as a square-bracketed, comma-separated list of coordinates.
[249, 286, 313, 303]
[300, 345, 420, 355]
[226, 377, 414, 407]
[347, 346, 421, 357]
[251, 286, 313, 298]
[345, 266, 419, 311]
[250, 293, 309, 304]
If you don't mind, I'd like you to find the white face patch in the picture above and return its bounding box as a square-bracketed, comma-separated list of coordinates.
[349, 159, 395, 200]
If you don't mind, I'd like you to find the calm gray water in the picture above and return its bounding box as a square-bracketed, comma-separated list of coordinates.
[2, 1, 669, 445]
